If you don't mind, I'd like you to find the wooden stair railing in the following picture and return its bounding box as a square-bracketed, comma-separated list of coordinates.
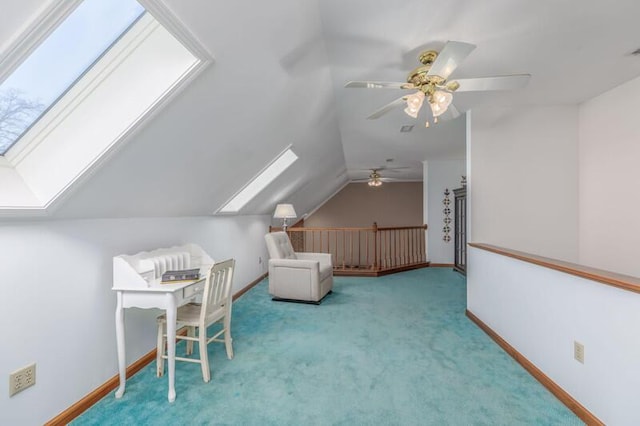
[270, 223, 429, 276]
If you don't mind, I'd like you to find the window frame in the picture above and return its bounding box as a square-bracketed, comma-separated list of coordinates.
[0, 0, 147, 156]
[217, 147, 299, 214]
[0, 0, 213, 214]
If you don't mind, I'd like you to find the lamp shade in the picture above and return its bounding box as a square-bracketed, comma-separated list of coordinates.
[273, 203, 297, 219]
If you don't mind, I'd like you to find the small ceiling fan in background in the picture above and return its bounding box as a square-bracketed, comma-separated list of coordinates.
[345, 41, 531, 127]
[351, 167, 409, 187]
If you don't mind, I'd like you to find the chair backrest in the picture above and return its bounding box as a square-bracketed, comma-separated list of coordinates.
[200, 259, 235, 323]
[264, 232, 296, 260]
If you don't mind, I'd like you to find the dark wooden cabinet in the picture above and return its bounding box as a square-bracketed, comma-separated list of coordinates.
[453, 187, 466, 275]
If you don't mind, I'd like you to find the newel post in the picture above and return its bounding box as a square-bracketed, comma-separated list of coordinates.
[373, 222, 378, 271]
[423, 223, 428, 262]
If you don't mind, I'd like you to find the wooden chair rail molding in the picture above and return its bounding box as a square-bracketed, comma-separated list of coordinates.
[469, 243, 640, 294]
[271, 223, 429, 276]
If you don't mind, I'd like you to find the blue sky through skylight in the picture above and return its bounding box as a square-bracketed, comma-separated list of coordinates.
[0, 0, 145, 155]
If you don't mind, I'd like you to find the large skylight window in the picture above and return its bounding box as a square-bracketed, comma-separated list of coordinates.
[219, 148, 298, 213]
[0, 0, 145, 155]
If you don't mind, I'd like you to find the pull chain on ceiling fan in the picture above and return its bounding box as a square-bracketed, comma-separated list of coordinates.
[345, 41, 531, 127]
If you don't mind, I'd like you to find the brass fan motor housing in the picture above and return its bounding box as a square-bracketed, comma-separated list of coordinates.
[407, 50, 446, 92]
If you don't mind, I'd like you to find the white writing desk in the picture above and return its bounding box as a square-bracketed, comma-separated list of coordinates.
[113, 272, 206, 402]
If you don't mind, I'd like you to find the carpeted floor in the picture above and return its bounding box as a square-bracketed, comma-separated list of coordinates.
[73, 268, 582, 425]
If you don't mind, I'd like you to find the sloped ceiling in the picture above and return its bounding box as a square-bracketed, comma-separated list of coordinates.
[3, 0, 640, 219]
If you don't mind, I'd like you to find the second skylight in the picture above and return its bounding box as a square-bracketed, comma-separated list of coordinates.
[219, 148, 298, 213]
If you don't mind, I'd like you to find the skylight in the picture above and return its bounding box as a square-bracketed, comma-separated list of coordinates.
[0, 0, 145, 155]
[219, 148, 298, 213]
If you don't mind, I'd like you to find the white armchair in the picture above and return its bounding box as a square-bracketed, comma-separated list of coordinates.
[264, 232, 333, 304]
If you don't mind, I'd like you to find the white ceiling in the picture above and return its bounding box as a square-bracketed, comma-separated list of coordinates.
[2, 0, 640, 218]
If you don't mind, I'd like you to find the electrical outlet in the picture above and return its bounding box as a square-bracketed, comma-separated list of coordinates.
[574, 341, 585, 364]
[9, 363, 36, 397]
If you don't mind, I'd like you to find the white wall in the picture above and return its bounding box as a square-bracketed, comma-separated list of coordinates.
[467, 247, 640, 425]
[470, 106, 579, 262]
[424, 160, 465, 264]
[579, 75, 640, 277]
[0, 215, 270, 425]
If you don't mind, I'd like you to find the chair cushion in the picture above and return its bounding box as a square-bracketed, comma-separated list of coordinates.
[265, 232, 297, 260]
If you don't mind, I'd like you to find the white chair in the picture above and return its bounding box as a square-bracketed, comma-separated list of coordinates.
[156, 258, 235, 382]
[264, 232, 333, 304]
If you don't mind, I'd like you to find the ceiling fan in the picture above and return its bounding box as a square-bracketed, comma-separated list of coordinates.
[345, 41, 530, 127]
[351, 168, 407, 187]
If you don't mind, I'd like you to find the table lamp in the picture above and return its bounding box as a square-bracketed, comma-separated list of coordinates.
[273, 203, 297, 231]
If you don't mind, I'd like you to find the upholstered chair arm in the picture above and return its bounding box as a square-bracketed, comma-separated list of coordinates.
[295, 252, 333, 268]
[268, 258, 319, 271]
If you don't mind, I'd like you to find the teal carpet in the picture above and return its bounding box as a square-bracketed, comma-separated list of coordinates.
[74, 268, 582, 425]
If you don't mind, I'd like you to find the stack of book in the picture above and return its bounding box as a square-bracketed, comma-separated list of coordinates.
[161, 268, 200, 283]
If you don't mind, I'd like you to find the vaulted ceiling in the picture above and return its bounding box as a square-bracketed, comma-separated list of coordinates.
[2, 0, 640, 219]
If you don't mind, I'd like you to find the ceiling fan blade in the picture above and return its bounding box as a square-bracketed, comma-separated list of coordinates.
[351, 177, 404, 183]
[453, 74, 531, 92]
[351, 166, 410, 173]
[366, 96, 406, 119]
[345, 81, 414, 89]
[427, 41, 476, 80]
[447, 103, 461, 120]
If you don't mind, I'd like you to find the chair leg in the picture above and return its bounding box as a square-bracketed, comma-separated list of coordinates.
[198, 327, 210, 382]
[223, 315, 234, 359]
[156, 321, 165, 377]
[186, 326, 195, 355]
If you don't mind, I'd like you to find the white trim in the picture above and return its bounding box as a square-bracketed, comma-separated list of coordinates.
[0, 0, 82, 85]
[6, 13, 160, 165]
[137, 0, 214, 61]
[465, 110, 472, 246]
[0, 2, 214, 216]
[45, 58, 209, 214]
[216, 145, 298, 214]
[0, 206, 48, 219]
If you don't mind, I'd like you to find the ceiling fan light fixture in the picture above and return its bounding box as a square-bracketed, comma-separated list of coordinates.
[404, 90, 425, 118]
[404, 106, 419, 118]
[430, 90, 453, 117]
[368, 178, 382, 187]
[368, 170, 383, 187]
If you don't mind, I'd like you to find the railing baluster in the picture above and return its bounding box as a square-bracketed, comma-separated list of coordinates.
[350, 230, 354, 268]
[373, 222, 378, 271]
[410, 229, 413, 263]
[274, 225, 427, 274]
[358, 230, 362, 269]
[365, 230, 369, 270]
[342, 230, 346, 269]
